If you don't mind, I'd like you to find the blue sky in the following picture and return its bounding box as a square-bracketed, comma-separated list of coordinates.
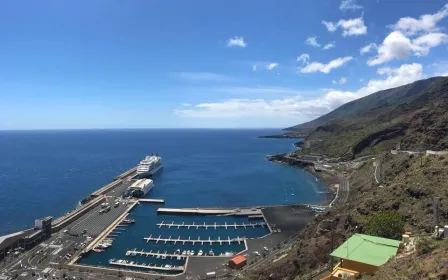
[0, 0, 447, 129]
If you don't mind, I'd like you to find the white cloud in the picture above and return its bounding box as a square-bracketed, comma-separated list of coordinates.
[390, 4, 448, 36]
[367, 31, 448, 66]
[306, 36, 321, 47]
[174, 64, 424, 121]
[297, 54, 310, 64]
[266, 63, 279, 70]
[172, 72, 230, 82]
[322, 17, 367, 36]
[360, 43, 377, 55]
[300, 56, 353, 74]
[412, 32, 448, 56]
[367, 32, 413, 65]
[332, 77, 348, 85]
[227, 36, 247, 47]
[322, 21, 338, 32]
[340, 0, 363, 11]
[252, 65, 257, 72]
[323, 42, 336, 50]
[181, 103, 192, 107]
[214, 86, 312, 96]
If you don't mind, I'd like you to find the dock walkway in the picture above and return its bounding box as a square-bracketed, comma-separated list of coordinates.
[157, 208, 234, 214]
[144, 235, 245, 245]
[157, 221, 265, 229]
[125, 249, 186, 259]
[109, 261, 184, 272]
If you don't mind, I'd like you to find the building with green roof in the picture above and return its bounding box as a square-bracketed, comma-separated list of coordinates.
[329, 234, 402, 276]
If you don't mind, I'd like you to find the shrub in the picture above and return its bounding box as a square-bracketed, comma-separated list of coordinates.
[415, 236, 439, 255]
[362, 211, 404, 240]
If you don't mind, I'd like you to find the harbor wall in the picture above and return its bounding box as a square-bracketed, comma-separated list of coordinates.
[52, 196, 105, 233]
[51, 167, 136, 233]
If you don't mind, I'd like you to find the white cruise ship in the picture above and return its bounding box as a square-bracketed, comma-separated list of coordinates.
[127, 179, 153, 198]
[136, 154, 163, 178]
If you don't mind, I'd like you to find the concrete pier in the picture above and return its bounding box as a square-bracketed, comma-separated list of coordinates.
[157, 208, 234, 215]
[109, 260, 184, 272]
[125, 249, 188, 259]
[156, 221, 266, 229]
[144, 236, 245, 245]
[138, 198, 165, 204]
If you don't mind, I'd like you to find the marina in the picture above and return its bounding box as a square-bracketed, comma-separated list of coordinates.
[0, 131, 328, 280]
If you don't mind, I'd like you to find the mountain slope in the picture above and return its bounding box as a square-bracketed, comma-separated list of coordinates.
[290, 76, 448, 159]
[289, 77, 446, 131]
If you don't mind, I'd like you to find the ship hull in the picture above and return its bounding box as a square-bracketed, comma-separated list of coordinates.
[136, 164, 163, 178]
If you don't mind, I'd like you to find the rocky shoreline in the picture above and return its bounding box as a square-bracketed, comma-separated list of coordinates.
[266, 153, 338, 204]
[258, 133, 307, 139]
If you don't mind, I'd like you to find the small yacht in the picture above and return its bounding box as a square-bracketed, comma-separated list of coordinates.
[190, 250, 195, 256]
[156, 255, 160, 259]
[198, 250, 203, 256]
[175, 249, 181, 254]
[161, 255, 166, 260]
[209, 250, 214, 256]
[177, 256, 181, 260]
[186, 250, 191, 255]
[182, 250, 187, 255]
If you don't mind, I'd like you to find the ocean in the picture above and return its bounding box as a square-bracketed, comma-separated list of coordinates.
[0, 129, 326, 235]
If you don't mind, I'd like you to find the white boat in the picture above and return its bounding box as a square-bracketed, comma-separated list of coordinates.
[198, 250, 203, 256]
[175, 249, 181, 254]
[209, 250, 214, 256]
[182, 250, 187, 255]
[177, 256, 181, 260]
[186, 250, 191, 255]
[127, 179, 154, 198]
[190, 250, 195, 256]
[136, 154, 163, 178]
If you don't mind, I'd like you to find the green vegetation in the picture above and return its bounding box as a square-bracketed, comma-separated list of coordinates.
[362, 211, 404, 240]
[415, 236, 440, 255]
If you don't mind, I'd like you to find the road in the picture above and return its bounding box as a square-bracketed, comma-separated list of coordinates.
[322, 168, 349, 207]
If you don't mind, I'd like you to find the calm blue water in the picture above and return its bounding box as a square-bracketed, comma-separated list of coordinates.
[80, 204, 269, 272]
[0, 129, 325, 235]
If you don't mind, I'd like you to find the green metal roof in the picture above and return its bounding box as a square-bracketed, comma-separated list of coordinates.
[330, 234, 401, 267]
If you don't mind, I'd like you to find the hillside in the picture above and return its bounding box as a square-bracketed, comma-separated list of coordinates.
[289, 77, 448, 159]
[243, 77, 448, 280]
[247, 152, 448, 280]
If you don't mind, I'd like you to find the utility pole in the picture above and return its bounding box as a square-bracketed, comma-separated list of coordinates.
[330, 230, 334, 270]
